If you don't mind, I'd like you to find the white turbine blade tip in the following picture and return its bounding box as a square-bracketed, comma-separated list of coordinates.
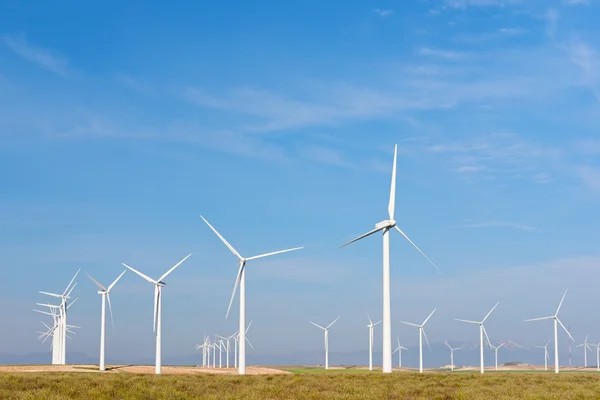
[339, 227, 384, 249]
[394, 226, 443, 275]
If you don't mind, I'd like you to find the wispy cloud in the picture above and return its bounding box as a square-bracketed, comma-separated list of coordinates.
[444, 0, 523, 8]
[563, 37, 600, 103]
[2, 33, 69, 76]
[419, 47, 466, 60]
[452, 28, 528, 43]
[117, 73, 155, 96]
[462, 221, 538, 231]
[563, 0, 590, 5]
[372, 8, 394, 17]
[575, 166, 600, 191]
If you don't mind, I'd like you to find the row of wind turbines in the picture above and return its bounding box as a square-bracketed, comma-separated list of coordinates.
[33, 144, 592, 375]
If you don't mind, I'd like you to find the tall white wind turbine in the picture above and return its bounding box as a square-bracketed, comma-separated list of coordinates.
[525, 289, 574, 374]
[86, 270, 126, 371]
[593, 343, 600, 372]
[339, 145, 442, 373]
[201, 216, 302, 375]
[122, 254, 191, 375]
[455, 302, 499, 374]
[534, 340, 551, 371]
[400, 308, 436, 373]
[392, 338, 407, 368]
[310, 317, 340, 370]
[367, 314, 381, 371]
[490, 342, 505, 371]
[444, 341, 463, 371]
[576, 335, 592, 368]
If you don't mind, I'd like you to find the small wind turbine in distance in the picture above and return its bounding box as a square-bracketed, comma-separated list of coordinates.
[392, 338, 407, 368]
[400, 308, 436, 373]
[339, 144, 442, 374]
[592, 342, 600, 372]
[309, 317, 340, 370]
[201, 215, 302, 375]
[216, 332, 237, 368]
[367, 314, 382, 371]
[534, 340, 551, 371]
[525, 289, 574, 374]
[444, 341, 463, 372]
[576, 335, 593, 368]
[122, 254, 192, 375]
[86, 270, 126, 371]
[490, 342, 505, 371]
[455, 302, 499, 374]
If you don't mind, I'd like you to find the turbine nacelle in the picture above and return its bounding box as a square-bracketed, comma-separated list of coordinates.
[157, 281, 166, 287]
[375, 220, 396, 230]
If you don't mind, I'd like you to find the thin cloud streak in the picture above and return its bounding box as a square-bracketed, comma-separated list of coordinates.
[2, 33, 69, 76]
[461, 221, 538, 232]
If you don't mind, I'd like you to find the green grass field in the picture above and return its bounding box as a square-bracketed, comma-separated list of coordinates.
[1, 371, 600, 399]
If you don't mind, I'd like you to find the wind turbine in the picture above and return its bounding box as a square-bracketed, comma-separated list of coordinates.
[310, 317, 340, 370]
[576, 335, 593, 368]
[86, 270, 126, 371]
[122, 254, 191, 375]
[201, 215, 302, 375]
[525, 289, 574, 374]
[392, 338, 407, 368]
[38, 269, 80, 365]
[455, 302, 499, 374]
[400, 308, 436, 373]
[217, 332, 237, 368]
[339, 144, 442, 373]
[593, 342, 600, 372]
[490, 342, 505, 371]
[367, 314, 381, 371]
[534, 340, 551, 371]
[445, 341, 463, 371]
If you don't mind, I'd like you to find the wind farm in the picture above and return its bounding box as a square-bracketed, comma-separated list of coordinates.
[4, 1, 600, 397]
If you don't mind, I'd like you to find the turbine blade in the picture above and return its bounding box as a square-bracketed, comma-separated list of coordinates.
[400, 321, 419, 327]
[374, 320, 382, 326]
[367, 312, 373, 325]
[66, 282, 78, 298]
[388, 144, 397, 220]
[86, 274, 106, 291]
[33, 309, 54, 317]
[245, 320, 252, 334]
[159, 254, 192, 282]
[482, 325, 492, 348]
[67, 297, 79, 309]
[246, 247, 303, 261]
[445, 341, 451, 350]
[107, 294, 115, 331]
[557, 318, 574, 342]
[394, 226, 443, 275]
[246, 337, 255, 350]
[455, 319, 479, 324]
[122, 263, 157, 284]
[38, 291, 62, 299]
[555, 289, 568, 316]
[226, 262, 244, 319]
[201, 216, 243, 260]
[339, 226, 384, 248]
[422, 329, 431, 351]
[107, 270, 127, 291]
[497, 342, 505, 349]
[400, 346, 408, 350]
[525, 316, 553, 322]
[482, 302, 499, 323]
[309, 321, 326, 330]
[63, 269, 81, 296]
[422, 308, 436, 326]
[326, 316, 340, 330]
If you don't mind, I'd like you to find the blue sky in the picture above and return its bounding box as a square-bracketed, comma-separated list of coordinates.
[1, 0, 600, 365]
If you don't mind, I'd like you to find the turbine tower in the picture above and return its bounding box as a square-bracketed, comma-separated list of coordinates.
[367, 314, 381, 371]
[525, 289, 574, 374]
[309, 317, 340, 370]
[576, 335, 592, 368]
[339, 144, 441, 373]
[392, 338, 407, 368]
[201, 215, 302, 375]
[455, 302, 499, 374]
[445, 341, 463, 371]
[86, 270, 126, 371]
[400, 308, 436, 373]
[490, 342, 505, 371]
[122, 254, 191, 375]
[534, 340, 551, 371]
